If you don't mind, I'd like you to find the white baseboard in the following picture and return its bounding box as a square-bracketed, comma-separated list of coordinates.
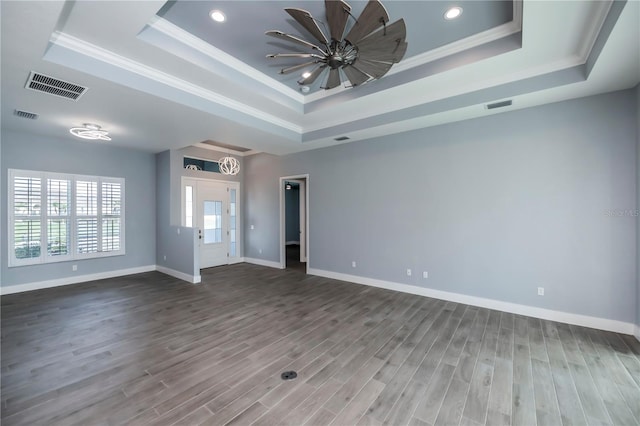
[308, 268, 636, 335]
[156, 265, 201, 284]
[0, 265, 157, 295]
[286, 241, 300, 246]
[244, 257, 284, 269]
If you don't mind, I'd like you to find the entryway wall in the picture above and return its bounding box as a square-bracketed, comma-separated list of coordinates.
[155, 146, 244, 282]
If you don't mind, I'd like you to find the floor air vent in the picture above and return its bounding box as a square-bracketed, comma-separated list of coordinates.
[14, 109, 39, 120]
[25, 71, 87, 101]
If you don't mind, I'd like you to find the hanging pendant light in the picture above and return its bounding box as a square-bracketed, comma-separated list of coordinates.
[219, 155, 240, 175]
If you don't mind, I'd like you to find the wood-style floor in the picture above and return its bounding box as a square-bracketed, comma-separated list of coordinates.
[2, 264, 640, 426]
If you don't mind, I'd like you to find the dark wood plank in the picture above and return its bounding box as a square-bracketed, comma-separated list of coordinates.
[1, 264, 638, 426]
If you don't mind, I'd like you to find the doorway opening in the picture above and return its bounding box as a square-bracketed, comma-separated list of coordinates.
[280, 175, 309, 272]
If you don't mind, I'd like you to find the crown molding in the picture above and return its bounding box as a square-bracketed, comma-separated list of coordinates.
[146, 17, 305, 104]
[49, 31, 302, 134]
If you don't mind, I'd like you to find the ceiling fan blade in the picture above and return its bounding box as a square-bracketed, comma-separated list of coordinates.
[323, 68, 341, 89]
[265, 30, 323, 52]
[356, 19, 406, 47]
[325, 0, 351, 42]
[358, 41, 407, 63]
[343, 65, 370, 86]
[285, 8, 330, 46]
[298, 65, 327, 85]
[280, 61, 319, 74]
[352, 59, 393, 79]
[267, 53, 325, 59]
[344, 0, 389, 45]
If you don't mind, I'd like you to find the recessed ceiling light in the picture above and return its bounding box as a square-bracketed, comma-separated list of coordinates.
[444, 6, 463, 20]
[210, 10, 226, 22]
[301, 71, 312, 79]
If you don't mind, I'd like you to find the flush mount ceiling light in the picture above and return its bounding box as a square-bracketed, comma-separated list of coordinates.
[210, 10, 226, 22]
[219, 156, 240, 175]
[266, 0, 407, 91]
[444, 6, 463, 20]
[69, 123, 111, 141]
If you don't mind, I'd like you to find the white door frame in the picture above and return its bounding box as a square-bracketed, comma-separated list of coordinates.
[181, 176, 242, 265]
[280, 174, 309, 271]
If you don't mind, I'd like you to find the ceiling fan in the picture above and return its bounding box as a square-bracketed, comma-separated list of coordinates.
[265, 0, 407, 91]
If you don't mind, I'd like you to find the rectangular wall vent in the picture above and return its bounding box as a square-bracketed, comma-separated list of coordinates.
[334, 136, 350, 141]
[486, 100, 513, 110]
[14, 109, 39, 120]
[24, 71, 87, 101]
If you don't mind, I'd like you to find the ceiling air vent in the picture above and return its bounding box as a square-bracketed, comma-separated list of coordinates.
[14, 109, 39, 120]
[334, 136, 350, 141]
[485, 100, 513, 110]
[24, 71, 87, 101]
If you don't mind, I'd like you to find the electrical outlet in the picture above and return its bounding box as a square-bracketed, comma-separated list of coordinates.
[163, 255, 167, 261]
[258, 248, 262, 254]
[177, 228, 180, 235]
[352, 261, 356, 268]
[406, 269, 412, 277]
[537, 287, 544, 296]
[251, 225, 255, 230]
[72, 264, 77, 271]
[423, 271, 428, 279]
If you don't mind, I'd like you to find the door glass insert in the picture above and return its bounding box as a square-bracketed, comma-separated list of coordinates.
[185, 185, 193, 227]
[203, 200, 222, 244]
[229, 189, 237, 257]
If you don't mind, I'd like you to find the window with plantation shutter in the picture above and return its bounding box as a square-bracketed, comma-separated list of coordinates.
[8, 169, 125, 267]
[47, 178, 71, 257]
[12, 174, 42, 262]
[76, 180, 98, 255]
[101, 181, 122, 252]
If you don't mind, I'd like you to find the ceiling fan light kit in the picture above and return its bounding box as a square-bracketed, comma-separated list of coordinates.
[266, 0, 407, 91]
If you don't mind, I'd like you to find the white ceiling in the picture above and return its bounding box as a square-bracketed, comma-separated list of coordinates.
[1, 1, 638, 156]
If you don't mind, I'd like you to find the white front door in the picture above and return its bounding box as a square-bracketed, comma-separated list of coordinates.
[196, 181, 228, 268]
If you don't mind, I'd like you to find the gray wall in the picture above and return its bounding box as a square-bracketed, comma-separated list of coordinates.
[155, 150, 199, 276]
[1, 130, 156, 287]
[636, 83, 640, 329]
[285, 185, 300, 242]
[244, 89, 638, 323]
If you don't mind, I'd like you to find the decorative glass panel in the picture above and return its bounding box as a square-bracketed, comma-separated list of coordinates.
[203, 200, 222, 244]
[229, 189, 237, 257]
[185, 185, 193, 227]
[184, 157, 221, 173]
